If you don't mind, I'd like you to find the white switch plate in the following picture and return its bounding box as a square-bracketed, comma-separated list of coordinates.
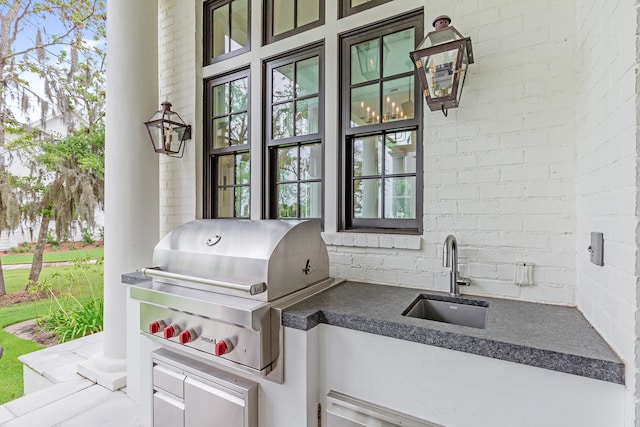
[515, 262, 534, 286]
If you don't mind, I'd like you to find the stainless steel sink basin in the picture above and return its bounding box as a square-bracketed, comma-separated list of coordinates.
[402, 294, 489, 329]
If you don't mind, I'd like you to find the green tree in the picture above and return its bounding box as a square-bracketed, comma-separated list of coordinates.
[0, 1, 105, 289]
[7, 125, 104, 286]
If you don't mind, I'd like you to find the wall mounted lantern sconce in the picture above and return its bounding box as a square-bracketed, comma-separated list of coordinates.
[144, 101, 191, 158]
[409, 15, 474, 116]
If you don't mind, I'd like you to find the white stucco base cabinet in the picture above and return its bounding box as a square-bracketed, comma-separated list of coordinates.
[316, 326, 623, 427]
[131, 323, 623, 427]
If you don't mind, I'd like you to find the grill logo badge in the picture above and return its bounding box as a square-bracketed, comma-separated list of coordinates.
[206, 234, 222, 246]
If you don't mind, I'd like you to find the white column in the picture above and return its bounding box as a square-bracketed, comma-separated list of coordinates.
[77, 0, 159, 390]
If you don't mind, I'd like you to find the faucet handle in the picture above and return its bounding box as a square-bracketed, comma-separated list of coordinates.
[456, 277, 471, 287]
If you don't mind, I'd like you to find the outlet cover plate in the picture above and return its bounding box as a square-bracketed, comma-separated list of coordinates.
[590, 232, 604, 266]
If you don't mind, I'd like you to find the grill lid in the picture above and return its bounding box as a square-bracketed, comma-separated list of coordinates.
[142, 219, 329, 301]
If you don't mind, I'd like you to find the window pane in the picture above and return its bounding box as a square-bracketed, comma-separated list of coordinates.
[350, 83, 380, 127]
[272, 102, 294, 139]
[351, 39, 380, 84]
[213, 83, 229, 116]
[296, 57, 319, 97]
[212, 4, 229, 57]
[353, 136, 382, 176]
[300, 181, 321, 218]
[218, 188, 234, 217]
[351, 0, 370, 6]
[295, 98, 319, 135]
[278, 183, 298, 217]
[382, 77, 414, 122]
[298, 0, 319, 27]
[272, 64, 294, 103]
[277, 145, 298, 181]
[353, 178, 381, 218]
[230, 0, 248, 51]
[385, 177, 415, 219]
[229, 113, 248, 146]
[383, 29, 415, 77]
[385, 131, 416, 174]
[230, 78, 248, 112]
[235, 186, 250, 218]
[300, 143, 322, 180]
[236, 151, 250, 185]
[273, 0, 294, 36]
[213, 117, 229, 148]
[218, 154, 234, 187]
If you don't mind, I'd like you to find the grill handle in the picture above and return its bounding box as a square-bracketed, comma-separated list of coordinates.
[139, 267, 266, 295]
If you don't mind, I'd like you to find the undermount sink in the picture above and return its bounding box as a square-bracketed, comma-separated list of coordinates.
[402, 294, 489, 329]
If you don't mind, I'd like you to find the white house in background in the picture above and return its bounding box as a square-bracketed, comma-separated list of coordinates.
[52, 0, 640, 426]
[0, 111, 104, 251]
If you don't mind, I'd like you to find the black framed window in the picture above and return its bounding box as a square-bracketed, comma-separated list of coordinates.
[204, 69, 251, 218]
[264, 0, 325, 45]
[340, 11, 423, 233]
[204, 0, 250, 65]
[340, 0, 392, 18]
[265, 44, 324, 220]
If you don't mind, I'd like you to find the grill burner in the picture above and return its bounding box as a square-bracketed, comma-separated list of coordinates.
[130, 219, 338, 383]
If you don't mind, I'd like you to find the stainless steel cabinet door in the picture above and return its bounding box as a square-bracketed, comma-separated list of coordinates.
[153, 391, 185, 427]
[184, 377, 245, 427]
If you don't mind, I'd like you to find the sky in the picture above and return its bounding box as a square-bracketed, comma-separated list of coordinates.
[6, 3, 106, 126]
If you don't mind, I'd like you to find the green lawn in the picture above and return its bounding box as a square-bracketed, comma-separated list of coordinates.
[0, 250, 104, 405]
[1, 247, 104, 265]
[0, 302, 46, 403]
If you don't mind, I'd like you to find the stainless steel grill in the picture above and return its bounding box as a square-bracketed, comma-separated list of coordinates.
[130, 219, 338, 384]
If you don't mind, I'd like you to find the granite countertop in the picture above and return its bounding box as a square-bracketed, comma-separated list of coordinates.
[282, 280, 625, 385]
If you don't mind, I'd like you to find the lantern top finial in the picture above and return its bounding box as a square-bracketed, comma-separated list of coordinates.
[161, 101, 172, 111]
[432, 15, 451, 30]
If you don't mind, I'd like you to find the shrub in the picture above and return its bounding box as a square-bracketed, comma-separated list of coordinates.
[40, 296, 103, 343]
[46, 231, 60, 250]
[36, 255, 104, 343]
[81, 227, 94, 247]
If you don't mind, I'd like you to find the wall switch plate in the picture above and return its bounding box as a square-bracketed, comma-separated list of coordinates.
[589, 232, 604, 266]
[515, 262, 534, 286]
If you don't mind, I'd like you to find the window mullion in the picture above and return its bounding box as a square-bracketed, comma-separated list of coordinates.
[227, 1, 232, 54]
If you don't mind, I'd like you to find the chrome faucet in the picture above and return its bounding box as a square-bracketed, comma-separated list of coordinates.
[443, 234, 469, 296]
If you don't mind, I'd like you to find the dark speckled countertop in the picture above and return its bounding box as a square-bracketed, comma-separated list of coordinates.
[282, 280, 625, 385]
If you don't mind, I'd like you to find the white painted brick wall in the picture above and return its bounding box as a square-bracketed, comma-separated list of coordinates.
[329, 0, 578, 305]
[158, 0, 198, 238]
[156, 2, 637, 420]
[575, 0, 638, 425]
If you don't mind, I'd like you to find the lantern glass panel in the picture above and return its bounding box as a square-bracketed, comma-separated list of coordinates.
[419, 27, 460, 49]
[147, 122, 163, 151]
[421, 47, 459, 99]
[160, 122, 185, 152]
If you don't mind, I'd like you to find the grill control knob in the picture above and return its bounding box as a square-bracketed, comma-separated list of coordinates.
[163, 324, 180, 339]
[178, 329, 195, 344]
[215, 339, 233, 356]
[148, 320, 166, 334]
